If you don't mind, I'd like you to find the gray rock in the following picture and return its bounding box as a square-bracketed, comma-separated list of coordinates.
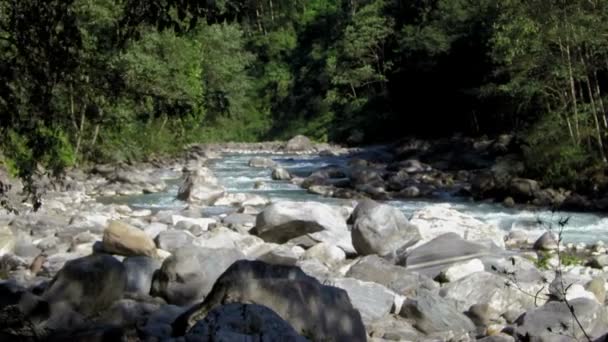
[272, 167, 292, 180]
[99, 298, 160, 326]
[302, 242, 346, 267]
[586, 277, 606, 303]
[177, 169, 225, 205]
[367, 316, 422, 341]
[589, 254, 608, 269]
[331, 277, 396, 323]
[533, 232, 558, 251]
[508, 178, 540, 200]
[186, 303, 308, 342]
[222, 213, 255, 229]
[0, 226, 15, 256]
[155, 230, 195, 253]
[123, 256, 161, 295]
[285, 135, 313, 152]
[514, 298, 608, 340]
[151, 245, 245, 306]
[172, 260, 366, 342]
[248, 157, 277, 168]
[257, 244, 301, 266]
[400, 289, 475, 334]
[346, 255, 438, 296]
[139, 304, 187, 340]
[102, 220, 157, 257]
[402, 233, 491, 278]
[254, 201, 354, 254]
[350, 199, 421, 257]
[43, 254, 126, 316]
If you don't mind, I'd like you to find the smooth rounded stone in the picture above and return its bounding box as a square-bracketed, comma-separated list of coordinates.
[102, 221, 157, 257]
[331, 277, 397, 323]
[505, 230, 529, 247]
[402, 233, 492, 279]
[144, 222, 169, 239]
[150, 245, 245, 306]
[139, 304, 187, 340]
[586, 277, 606, 303]
[154, 230, 195, 253]
[439, 271, 546, 317]
[99, 298, 160, 326]
[71, 231, 96, 245]
[514, 298, 608, 340]
[42, 254, 126, 316]
[589, 254, 608, 269]
[400, 289, 475, 334]
[0, 226, 16, 257]
[302, 242, 346, 267]
[248, 156, 277, 168]
[563, 283, 598, 302]
[171, 215, 215, 231]
[186, 303, 308, 342]
[350, 199, 421, 257]
[271, 167, 292, 180]
[257, 244, 302, 266]
[123, 256, 161, 295]
[194, 227, 264, 254]
[437, 258, 484, 283]
[177, 170, 225, 205]
[13, 239, 41, 258]
[285, 135, 313, 151]
[533, 232, 559, 251]
[213, 193, 269, 207]
[67, 213, 110, 233]
[368, 316, 423, 341]
[221, 213, 255, 230]
[253, 201, 354, 254]
[347, 255, 438, 296]
[409, 204, 505, 248]
[172, 260, 366, 342]
[35, 236, 60, 252]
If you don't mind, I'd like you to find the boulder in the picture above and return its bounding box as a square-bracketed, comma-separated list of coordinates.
[150, 245, 245, 306]
[302, 242, 346, 267]
[253, 201, 354, 254]
[400, 289, 475, 334]
[248, 157, 277, 168]
[367, 316, 423, 341]
[0, 226, 15, 257]
[123, 256, 161, 295]
[410, 204, 505, 248]
[154, 230, 195, 253]
[176, 169, 225, 205]
[533, 232, 558, 251]
[346, 255, 438, 296]
[508, 178, 540, 201]
[402, 233, 492, 279]
[172, 260, 366, 342]
[331, 277, 397, 323]
[350, 199, 421, 257]
[186, 303, 308, 341]
[514, 298, 608, 340]
[285, 135, 313, 152]
[43, 254, 126, 316]
[102, 221, 157, 257]
[437, 258, 485, 283]
[271, 167, 292, 180]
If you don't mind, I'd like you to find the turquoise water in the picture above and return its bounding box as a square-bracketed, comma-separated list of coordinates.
[118, 152, 608, 244]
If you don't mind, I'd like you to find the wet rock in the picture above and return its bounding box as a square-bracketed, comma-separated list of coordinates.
[176, 169, 225, 205]
[102, 221, 157, 257]
[150, 245, 244, 306]
[253, 201, 354, 254]
[272, 167, 292, 180]
[285, 135, 313, 152]
[248, 157, 277, 168]
[172, 260, 366, 342]
[350, 199, 421, 257]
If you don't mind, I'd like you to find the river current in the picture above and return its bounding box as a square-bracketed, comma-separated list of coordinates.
[121, 152, 608, 245]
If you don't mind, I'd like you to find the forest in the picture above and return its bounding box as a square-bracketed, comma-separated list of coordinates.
[1, 0, 608, 188]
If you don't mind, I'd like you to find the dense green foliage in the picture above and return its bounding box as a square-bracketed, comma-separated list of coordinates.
[1, 0, 608, 187]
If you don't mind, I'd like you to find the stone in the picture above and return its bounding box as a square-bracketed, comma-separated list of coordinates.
[437, 258, 485, 282]
[102, 221, 156, 257]
[123, 256, 161, 295]
[367, 316, 422, 341]
[154, 230, 195, 253]
[176, 169, 225, 205]
[99, 299, 160, 326]
[139, 304, 187, 340]
[248, 157, 277, 168]
[150, 245, 245, 306]
[302, 242, 346, 267]
[272, 167, 292, 180]
[256, 244, 301, 266]
[171, 215, 215, 231]
[172, 260, 366, 342]
[514, 299, 608, 340]
[346, 255, 438, 296]
[350, 199, 421, 257]
[533, 232, 559, 251]
[43, 254, 126, 316]
[399, 289, 475, 334]
[585, 277, 606, 303]
[253, 201, 354, 254]
[285, 135, 313, 152]
[186, 303, 308, 342]
[0, 226, 15, 257]
[410, 204, 505, 248]
[508, 178, 540, 200]
[589, 254, 608, 269]
[331, 277, 396, 323]
[402, 233, 491, 279]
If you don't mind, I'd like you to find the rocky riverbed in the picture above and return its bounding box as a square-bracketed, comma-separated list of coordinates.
[0, 135, 607, 341]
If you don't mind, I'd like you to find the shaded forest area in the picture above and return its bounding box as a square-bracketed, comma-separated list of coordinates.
[2, 0, 608, 188]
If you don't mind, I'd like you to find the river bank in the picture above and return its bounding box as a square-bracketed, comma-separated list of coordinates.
[0, 135, 607, 340]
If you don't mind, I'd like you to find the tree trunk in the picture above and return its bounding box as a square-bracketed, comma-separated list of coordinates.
[580, 52, 606, 162]
[74, 107, 86, 159]
[564, 42, 581, 144]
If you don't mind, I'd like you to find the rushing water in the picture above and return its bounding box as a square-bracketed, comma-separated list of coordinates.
[122, 152, 608, 244]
